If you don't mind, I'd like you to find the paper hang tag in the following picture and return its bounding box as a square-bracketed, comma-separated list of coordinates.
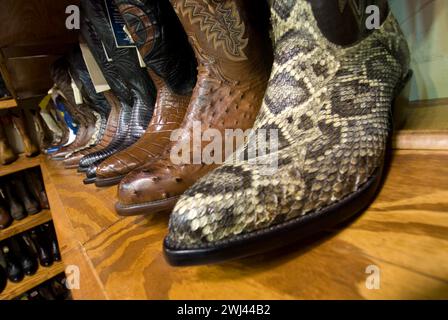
[79, 43, 111, 93]
[104, 0, 135, 48]
[71, 80, 83, 105]
[39, 94, 52, 110]
[122, 25, 146, 68]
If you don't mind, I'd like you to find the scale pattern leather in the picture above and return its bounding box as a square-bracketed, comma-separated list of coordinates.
[116, 0, 272, 209]
[63, 91, 121, 168]
[78, 0, 156, 171]
[95, 0, 196, 181]
[165, 0, 411, 249]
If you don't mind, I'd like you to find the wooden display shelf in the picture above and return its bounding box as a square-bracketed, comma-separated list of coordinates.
[0, 261, 65, 300]
[0, 98, 17, 110]
[393, 98, 448, 150]
[0, 154, 42, 178]
[0, 210, 52, 242]
[41, 151, 448, 300]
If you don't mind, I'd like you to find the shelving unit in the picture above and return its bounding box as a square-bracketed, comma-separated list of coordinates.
[0, 210, 52, 242]
[0, 98, 17, 110]
[0, 261, 65, 300]
[0, 154, 42, 178]
[1, 154, 64, 300]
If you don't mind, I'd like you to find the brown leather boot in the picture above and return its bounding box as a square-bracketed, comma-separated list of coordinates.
[10, 113, 39, 158]
[0, 117, 18, 165]
[116, 0, 272, 215]
[63, 91, 121, 169]
[0, 203, 12, 230]
[50, 58, 98, 160]
[94, 0, 197, 187]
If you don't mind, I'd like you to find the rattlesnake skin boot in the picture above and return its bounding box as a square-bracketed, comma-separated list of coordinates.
[115, 0, 272, 216]
[164, 0, 411, 265]
[94, 0, 197, 187]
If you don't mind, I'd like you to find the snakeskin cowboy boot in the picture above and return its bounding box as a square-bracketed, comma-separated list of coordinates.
[163, 0, 412, 265]
[78, 0, 157, 184]
[115, 0, 272, 216]
[94, 0, 197, 187]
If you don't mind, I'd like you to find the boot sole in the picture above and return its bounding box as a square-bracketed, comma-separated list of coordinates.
[115, 196, 180, 216]
[163, 166, 383, 267]
[83, 177, 96, 185]
[95, 175, 126, 187]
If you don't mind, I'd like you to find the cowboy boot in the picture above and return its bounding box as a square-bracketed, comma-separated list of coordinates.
[11, 176, 40, 215]
[78, 0, 157, 184]
[1, 181, 26, 221]
[50, 59, 98, 160]
[0, 199, 12, 230]
[25, 168, 50, 210]
[0, 74, 11, 100]
[163, 0, 412, 266]
[9, 237, 38, 276]
[10, 113, 39, 158]
[1, 244, 24, 283]
[63, 43, 117, 169]
[115, 0, 272, 215]
[63, 46, 112, 157]
[0, 117, 18, 165]
[63, 91, 121, 169]
[94, 0, 197, 187]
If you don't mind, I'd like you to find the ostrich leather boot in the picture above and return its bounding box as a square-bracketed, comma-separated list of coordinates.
[116, 0, 272, 215]
[94, 0, 197, 187]
[10, 113, 39, 158]
[163, 0, 412, 266]
[78, 0, 157, 184]
[0, 118, 17, 165]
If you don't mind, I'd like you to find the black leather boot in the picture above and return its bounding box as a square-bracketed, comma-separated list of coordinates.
[43, 223, 61, 262]
[2, 181, 26, 220]
[9, 237, 38, 276]
[1, 244, 24, 283]
[0, 262, 6, 293]
[29, 228, 53, 267]
[66, 46, 112, 154]
[11, 176, 40, 215]
[78, 0, 157, 182]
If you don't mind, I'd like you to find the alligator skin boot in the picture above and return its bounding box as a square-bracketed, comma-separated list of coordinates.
[0, 117, 18, 165]
[78, 0, 157, 184]
[116, 0, 272, 215]
[163, 0, 412, 266]
[10, 113, 39, 158]
[94, 0, 197, 187]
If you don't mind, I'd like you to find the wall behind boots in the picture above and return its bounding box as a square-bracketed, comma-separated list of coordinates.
[390, 0, 448, 101]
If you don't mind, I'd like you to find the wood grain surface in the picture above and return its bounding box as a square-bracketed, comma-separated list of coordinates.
[42, 150, 448, 300]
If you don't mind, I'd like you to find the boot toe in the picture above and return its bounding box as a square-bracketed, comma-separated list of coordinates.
[117, 161, 185, 206]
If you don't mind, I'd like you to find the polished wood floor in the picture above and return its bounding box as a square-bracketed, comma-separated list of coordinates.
[41, 150, 448, 300]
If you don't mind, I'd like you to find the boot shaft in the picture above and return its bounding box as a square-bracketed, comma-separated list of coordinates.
[170, 0, 273, 83]
[115, 0, 197, 96]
